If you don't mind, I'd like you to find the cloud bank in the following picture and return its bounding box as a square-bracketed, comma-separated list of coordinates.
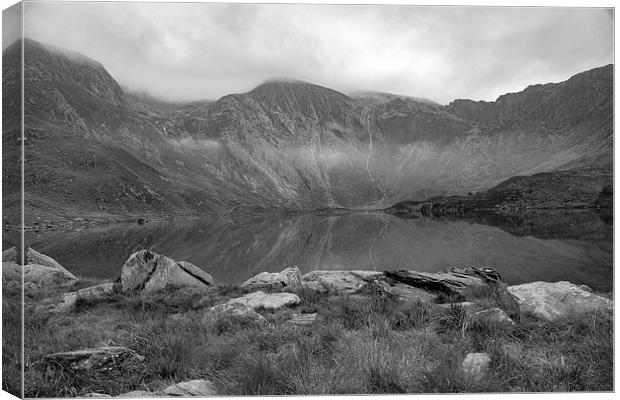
[19, 2, 613, 104]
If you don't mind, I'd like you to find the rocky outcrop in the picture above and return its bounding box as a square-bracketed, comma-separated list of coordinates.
[162, 379, 217, 396]
[241, 266, 302, 291]
[228, 291, 301, 311]
[507, 281, 613, 321]
[44, 347, 147, 387]
[121, 250, 213, 293]
[302, 270, 383, 294]
[384, 267, 503, 300]
[462, 352, 491, 380]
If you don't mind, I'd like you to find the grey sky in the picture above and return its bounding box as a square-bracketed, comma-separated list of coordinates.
[16, 1, 614, 104]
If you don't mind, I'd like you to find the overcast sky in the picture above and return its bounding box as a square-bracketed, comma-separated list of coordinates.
[13, 2, 614, 104]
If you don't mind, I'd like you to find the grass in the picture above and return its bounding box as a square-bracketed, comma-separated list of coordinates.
[19, 281, 614, 397]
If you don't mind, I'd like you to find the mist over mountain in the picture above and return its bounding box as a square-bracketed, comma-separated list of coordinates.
[3, 39, 613, 223]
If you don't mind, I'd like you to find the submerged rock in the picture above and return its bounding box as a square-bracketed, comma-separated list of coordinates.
[462, 352, 491, 380]
[162, 379, 217, 396]
[507, 281, 613, 321]
[241, 266, 302, 291]
[44, 346, 147, 385]
[228, 291, 301, 310]
[120, 250, 213, 293]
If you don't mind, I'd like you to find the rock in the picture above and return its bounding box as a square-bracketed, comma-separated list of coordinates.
[287, 313, 317, 326]
[302, 270, 383, 294]
[228, 291, 301, 310]
[2, 247, 18, 263]
[26, 248, 76, 280]
[462, 352, 491, 379]
[384, 267, 503, 299]
[121, 250, 213, 293]
[162, 379, 217, 396]
[473, 308, 514, 326]
[83, 393, 112, 398]
[507, 281, 613, 321]
[203, 302, 267, 325]
[436, 301, 475, 310]
[115, 390, 157, 398]
[24, 281, 38, 294]
[52, 283, 117, 313]
[44, 346, 147, 386]
[241, 266, 302, 291]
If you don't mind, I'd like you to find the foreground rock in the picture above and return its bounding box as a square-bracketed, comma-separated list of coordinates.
[302, 270, 383, 294]
[53, 282, 118, 313]
[121, 250, 213, 293]
[2, 248, 76, 287]
[2, 247, 19, 263]
[462, 352, 491, 380]
[162, 379, 217, 396]
[241, 266, 302, 291]
[44, 347, 147, 387]
[203, 302, 267, 325]
[384, 267, 502, 299]
[507, 281, 613, 321]
[473, 307, 514, 326]
[228, 291, 301, 310]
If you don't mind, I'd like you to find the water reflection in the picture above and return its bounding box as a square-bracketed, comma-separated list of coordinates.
[14, 210, 613, 291]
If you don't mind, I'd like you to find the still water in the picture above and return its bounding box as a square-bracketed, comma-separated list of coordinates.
[17, 210, 613, 291]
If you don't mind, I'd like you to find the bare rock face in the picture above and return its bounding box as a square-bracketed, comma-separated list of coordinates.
[228, 291, 301, 310]
[507, 281, 613, 321]
[121, 250, 213, 293]
[462, 352, 491, 380]
[302, 270, 383, 294]
[44, 347, 147, 389]
[241, 266, 302, 291]
[162, 379, 218, 396]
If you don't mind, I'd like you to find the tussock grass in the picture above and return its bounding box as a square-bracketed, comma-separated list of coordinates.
[21, 282, 614, 396]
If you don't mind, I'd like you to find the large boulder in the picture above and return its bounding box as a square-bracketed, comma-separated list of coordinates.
[162, 379, 217, 396]
[384, 267, 504, 300]
[44, 347, 147, 388]
[228, 291, 301, 310]
[3, 248, 76, 287]
[241, 266, 302, 291]
[507, 281, 613, 321]
[302, 270, 383, 294]
[2, 247, 18, 263]
[120, 250, 213, 293]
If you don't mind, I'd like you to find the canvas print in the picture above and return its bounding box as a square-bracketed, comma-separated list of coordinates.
[1, 1, 614, 397]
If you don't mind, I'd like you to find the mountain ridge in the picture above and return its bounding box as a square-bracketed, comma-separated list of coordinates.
[2, 39, 613, 224]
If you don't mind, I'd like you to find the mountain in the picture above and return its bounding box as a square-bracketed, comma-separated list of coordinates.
[2, 39, 613, 224]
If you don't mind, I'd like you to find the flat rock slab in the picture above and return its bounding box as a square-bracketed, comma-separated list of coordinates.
[162, 379, 217, 396]
[241, 266, 302, 291]
[203, 302, 267, 325]
[508, 281, 613, 321]
[121, 250, 213, 293]
[45, 346, 147, 387]
[302, 270, 383, 294]
[53, 282, 118, 313]
[287, 313, 317, 326]
[228, 291, 301, 310]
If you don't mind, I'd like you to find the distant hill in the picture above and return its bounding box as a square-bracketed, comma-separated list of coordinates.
[2, 39, 613, 223]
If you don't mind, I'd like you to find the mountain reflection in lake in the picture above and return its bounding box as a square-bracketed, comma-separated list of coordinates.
[21, 210, 612, 291]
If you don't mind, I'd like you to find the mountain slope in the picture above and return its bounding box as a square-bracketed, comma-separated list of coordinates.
[2, 39, 613, 223]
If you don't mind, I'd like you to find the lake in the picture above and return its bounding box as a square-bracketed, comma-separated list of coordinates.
[15, 210, 613, 291]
